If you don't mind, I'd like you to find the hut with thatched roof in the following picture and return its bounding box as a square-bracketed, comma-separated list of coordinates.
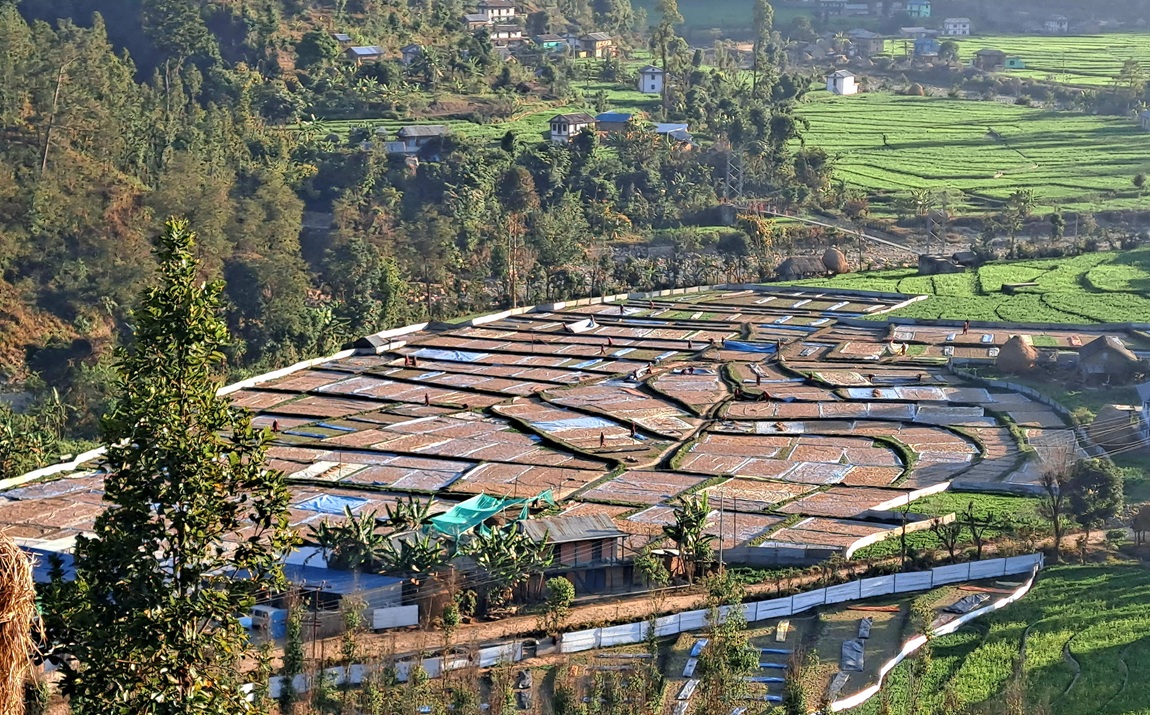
[775, 256, 826, 281]
[996, 335, 1037, 374]
[1078, 336, 1143, 385]
[822, 248, 851, 275]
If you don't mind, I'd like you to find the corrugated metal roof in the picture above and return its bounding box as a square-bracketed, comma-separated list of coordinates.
[397, 124, 450, 137]
[519, 512, 626, 544]
[348, 46, 384, 56]
[596, 112, 633, 123]
[551, 112, 596, 124]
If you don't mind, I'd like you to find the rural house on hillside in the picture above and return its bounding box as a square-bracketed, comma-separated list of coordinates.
[905, 0, 931, 18]
[344, 45, 383, 64]
[1044, 15, 1069, 33]
[1140, 110, 1150, 131]
[826, 69, 859, 95]
[478, 0, 516, 23]
[1078, 336, 1144, 384]
[913, 37, 940, 58]
[973, 48, 1007, 71]
[388, 125, 450, 155]
[596, 112, 635, 133]
[847, 28, 885, 56]
[400, 43, 422, 66]
[549, 113, 596, 143]
[638, 65, 665, 94]
[942, 17, 971, 35]
[579, 32, 615, 58]
[519, 513, 628, 593]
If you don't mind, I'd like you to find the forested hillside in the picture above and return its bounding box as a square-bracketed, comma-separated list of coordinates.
[0, 0, 829, 473]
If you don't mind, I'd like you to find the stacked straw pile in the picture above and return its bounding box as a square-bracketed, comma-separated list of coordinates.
[0, 531, 35, 715]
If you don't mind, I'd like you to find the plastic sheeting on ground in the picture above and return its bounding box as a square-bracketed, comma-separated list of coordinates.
[296, 494, 369, 514]
[858, 617, 873, 639]
[944, 593, 990, 614]
[533, 416, 615, 432]
[723, 340, 779, 354]
[841, 639, 864, 672]
[412, 348, 489, 363]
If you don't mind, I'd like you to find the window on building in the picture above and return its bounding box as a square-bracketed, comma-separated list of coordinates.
[591, 541, 603, 562]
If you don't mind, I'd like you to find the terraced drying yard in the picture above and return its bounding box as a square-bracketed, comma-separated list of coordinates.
[796, 94, 1150, 212]
[6, 283, 1135, 564]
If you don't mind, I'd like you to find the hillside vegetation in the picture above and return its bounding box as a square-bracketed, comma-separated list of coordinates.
[788, 249, 1150, 324]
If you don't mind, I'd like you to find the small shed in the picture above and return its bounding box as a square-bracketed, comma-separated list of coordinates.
[973, 48, 1007, 71]
[400, 43, 422, 66]
[596, 111, 635, 133]
[654, 122, 692, 144]
[535, 33, 567, 51]
[638, 64, 665, 94]
[332, 33, 352, 44]
[775, 256, 827, 281]
[826, 69, 858, 95]
[1140, 110, 1150, 132]
[1078, 336, 1143, 384]
[913, 37, 940, 58]
[1005, 56, 1025, 70]
[344, 45, 384, 65]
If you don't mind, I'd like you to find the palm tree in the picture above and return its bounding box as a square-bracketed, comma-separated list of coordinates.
[383, 495, 435, 532]
[663, 493, 715, 583]
[309, 508, 389, 571]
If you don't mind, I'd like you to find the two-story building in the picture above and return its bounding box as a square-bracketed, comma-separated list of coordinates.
[1044, 15, 1069, 33]
[520, 513, 628, 593]
[637, 65, 665, 94]
[478, 0, 516, 23]
[942, 17, 971, 35]
[579, 32, 615, 58]
[549, 112, 595, 143]
[846, 28, 886, 57]
[905, 0, 931, 18]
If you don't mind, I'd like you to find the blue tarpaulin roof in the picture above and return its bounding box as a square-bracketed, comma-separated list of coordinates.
[281, 563, 403, 596]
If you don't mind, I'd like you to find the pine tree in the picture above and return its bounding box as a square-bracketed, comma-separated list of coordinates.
[45, 218, 296, 715]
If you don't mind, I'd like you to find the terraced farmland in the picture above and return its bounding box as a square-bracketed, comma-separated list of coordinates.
[788, 249, 1150, 324]
[953, 33, 1150, 87]
[846, 565, 1150, 715]
[795, 94, 1150, 212]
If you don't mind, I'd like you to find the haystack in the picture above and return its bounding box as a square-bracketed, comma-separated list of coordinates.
[822, 248, 851, 275]
[0, 531, 35, 715]
[996, 335, 1037, 374]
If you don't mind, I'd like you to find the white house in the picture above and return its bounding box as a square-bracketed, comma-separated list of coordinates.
[549, 112, 595, 144]
[1044, 15, 1069, 33]
[942, 17, 970, 35]
[490, 24, 523, 43]
[478, 0, 516, 23]
[638, 65, 664, 94]
[826, 69, 858, 95]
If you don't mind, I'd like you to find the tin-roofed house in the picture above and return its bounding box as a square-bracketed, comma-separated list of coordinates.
[549, 112, 595, 143]
[400, 43, 422, 66]
[519, 513, 628, 593]
[595, 111, 635, 133]
[344, 45, 384, 65]
[1078, 336, 1145, 385]
[387, 125, 451, 155]
[579, 32, 615, 58]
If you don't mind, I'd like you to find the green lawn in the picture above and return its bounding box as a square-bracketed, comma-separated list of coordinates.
[952, 33, 1150, 87]
[845, 565, 1150, 715]
[786, 249, 1150, 324]
[794, 93, 1150, 213]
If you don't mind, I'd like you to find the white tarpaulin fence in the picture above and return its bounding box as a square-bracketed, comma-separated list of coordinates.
[559, 554, 1044, 653]
[256, 555, 1044, 698]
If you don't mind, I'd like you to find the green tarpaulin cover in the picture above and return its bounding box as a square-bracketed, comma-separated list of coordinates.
[430, 490, 554, 537]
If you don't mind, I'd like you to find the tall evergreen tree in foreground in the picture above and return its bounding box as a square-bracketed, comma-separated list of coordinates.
[45, 218, 295, 715]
